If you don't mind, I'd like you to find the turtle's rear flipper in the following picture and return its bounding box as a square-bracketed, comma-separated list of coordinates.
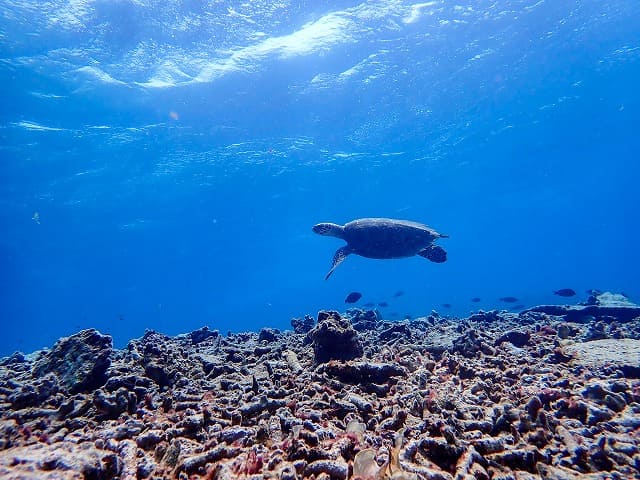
[325, 246, 351, 280]
[418, 245, 447, 263]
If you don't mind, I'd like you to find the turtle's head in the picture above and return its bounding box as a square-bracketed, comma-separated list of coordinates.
[312, 222, 344, 239]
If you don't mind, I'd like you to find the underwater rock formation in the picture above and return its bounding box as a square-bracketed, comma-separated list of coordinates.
[525, 291, 640, 323]
[32, 328, 113, 394]
[309, 310, 364, 363]
[345, 308, 381, 331]
[1, 298, 640, 479]
[291, 314, 315, 334]
[189, 326, 219, 345]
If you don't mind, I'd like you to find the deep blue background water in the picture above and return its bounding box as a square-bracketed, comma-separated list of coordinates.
[1, 0, 638, 356]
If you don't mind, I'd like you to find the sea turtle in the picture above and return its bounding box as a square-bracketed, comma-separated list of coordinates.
[312, 217, 448, 280]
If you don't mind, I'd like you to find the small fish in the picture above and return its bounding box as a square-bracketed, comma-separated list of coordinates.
[441, 303, 451, 308]
[345, 292, 362, 304]
[554, 288, 576, 297]
[471, 297, 481, 303]
[499, 296, 519, 303]
[378, 301, 389, 307]
[363, 302, 375, 307]
[393, 290, 404, 297]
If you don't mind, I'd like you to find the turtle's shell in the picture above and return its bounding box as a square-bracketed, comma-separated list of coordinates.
[343, 218, 442, 259]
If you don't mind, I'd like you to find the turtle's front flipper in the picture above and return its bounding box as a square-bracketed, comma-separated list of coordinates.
[418, 245, 447, 263]
[325, 246, 352, 280]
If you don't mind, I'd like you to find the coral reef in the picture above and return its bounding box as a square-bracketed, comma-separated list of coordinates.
[308, 311, 364, 363]
[32, 328, 112, 394]
[291, 315, 315, 335]
[1, 300, 639, 479]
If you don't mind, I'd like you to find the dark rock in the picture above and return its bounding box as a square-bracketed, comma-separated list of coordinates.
[524, 303, 640, 323]
[346, 308, 381, 331]
[604, 392, 627, 412]
[178, 414, 204, 433]
[109, 423, 143, 441]
[104, 374, 151, 392]
[258, 328, 280, 343]
[308, 311, 363, 363]
[291, 314, 315, 334]
[457, 363, 476, 379]
[189, 326, 219, 344]
[555, 398, 588, 423]
[526, 396, 543, 419]
[304, 460, 348, 480]
[136, 458, 156, 479]
[144, 362, 173, 387]
[583, 383, 608, 401]
[321, 361, 406, 384]
[93, 387, 136, 419]
[0, 351, 25, 366]
[468, 310, 502, 323]
[415, 437, 465, 472]
[176, 444, 241, 475]
[9, 373, 58, 409]
[218, 426, 255, 444]
[254, 346, 271, 355]
[199, 355, 230, 378]
[239, 396, 286, 418]
[473, 436, 506, 455]
[495, 330, 531, 348]
[586, 404, 614, 425]
[378, 322, 411, 341]
[32, 329, 112, 394]
[453, 329, 485, 356]
[137, 430, 164, 449]
[8, 385, 38, 410]
[487, 447, 542, 472]
[65, 417, 88, 430]
[621, 364, 640, 378]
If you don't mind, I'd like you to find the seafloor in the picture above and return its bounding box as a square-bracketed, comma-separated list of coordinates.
[1, 293, 639, 480]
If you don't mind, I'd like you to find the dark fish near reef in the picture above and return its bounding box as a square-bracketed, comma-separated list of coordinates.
[345, 292, 362, 303]
[471, 297, 481, 302]
[393, 290, 404, 297]
[513, 304, 525, 310]
[554, 288, 576, 297]
[499, 296, 519, 303]
[364, 302, 375, 307]
[441, 303, 451, 308]
[378, 301, 389, 307]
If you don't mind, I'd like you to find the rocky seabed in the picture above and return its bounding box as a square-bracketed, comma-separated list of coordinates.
[1, 299, 640, 480]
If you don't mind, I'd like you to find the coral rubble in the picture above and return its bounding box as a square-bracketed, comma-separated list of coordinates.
[1, 300, 639, 479]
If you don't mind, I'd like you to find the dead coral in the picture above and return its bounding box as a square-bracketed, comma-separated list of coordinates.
[309, 311, 364, 363]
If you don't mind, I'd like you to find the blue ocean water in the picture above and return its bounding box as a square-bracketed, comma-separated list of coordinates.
[0, 0, 638, 357]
